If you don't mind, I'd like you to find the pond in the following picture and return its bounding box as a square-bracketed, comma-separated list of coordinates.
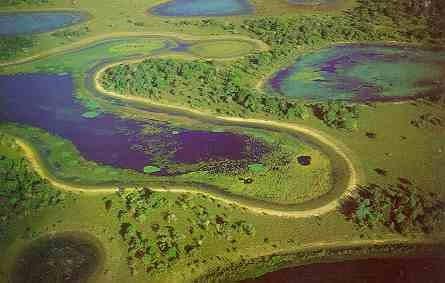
[0, 11, 87, 36]
[243, 256, 445, 283]
[150, 0, 253, 17]
[11, 232, 103, 283]
[0, 74, 267, 175]
[269, 44, 445, 102]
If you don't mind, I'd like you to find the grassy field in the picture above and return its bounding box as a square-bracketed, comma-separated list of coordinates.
[188, 39, 257, 59]
[2, 140, 441, 283]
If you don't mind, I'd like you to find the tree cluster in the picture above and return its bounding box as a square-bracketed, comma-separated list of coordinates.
[0, 36, 34, 61]
[341, 181, 445, 234]
[105, 188, 257, 275]
[101, 58, 309, 119]
[0, 155, 65, 237]
[51, 26, 90, 40]
[243, 0, 445, 46]
[313, 101, 360, 130]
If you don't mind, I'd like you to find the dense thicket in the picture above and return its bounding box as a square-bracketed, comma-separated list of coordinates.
[102, 58, 309, 119]
[353, 0, 445, 39]
[0, 36, 34, 61]
[341, 181, 445, 234]
[0, 155, 64, 237]
[243, 0, 445, 45]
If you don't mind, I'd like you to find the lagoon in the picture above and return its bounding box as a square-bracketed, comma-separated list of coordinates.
[150, 0, 253, 17]
[269, 44, 445, 102]
[0, 74, 266, 175]
[0, 11, 86, 36]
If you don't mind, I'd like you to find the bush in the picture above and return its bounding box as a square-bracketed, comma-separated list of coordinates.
[340, 181, 445, 233]
[0, 36, 34, 61]
[313, 101, 359, 130]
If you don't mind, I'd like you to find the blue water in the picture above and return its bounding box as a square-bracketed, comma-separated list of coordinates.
[0, 12, 86, 35]
[0, 74, 266, 174]
[150, 0, 253, 17]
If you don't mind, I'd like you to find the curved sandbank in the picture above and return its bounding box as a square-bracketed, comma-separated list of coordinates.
[0, 10, 89, 36]
[150, 0, 254, 17]
[268, 43, 445, 102]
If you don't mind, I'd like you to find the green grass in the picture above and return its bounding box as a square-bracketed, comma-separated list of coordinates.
[0, 141, 401, 283]
[143, 165, 161, 174]
[179, 129, 333, 205]
[344, 61, 444, 97]
[188, 39, 257, 59]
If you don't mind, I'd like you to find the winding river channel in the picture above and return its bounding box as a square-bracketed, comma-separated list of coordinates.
[0, 33, 361, 216]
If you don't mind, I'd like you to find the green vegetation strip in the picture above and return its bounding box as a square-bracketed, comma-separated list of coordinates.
[0, 32, 269, 67]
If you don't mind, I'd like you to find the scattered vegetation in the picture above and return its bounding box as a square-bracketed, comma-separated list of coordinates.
[341, 181, 445, 234]
[0, 36, 34, 61]
[411, 113, 443, 128]
[51, 26, 91, 40]
[105, 188, 257, 276]
[313, 101, 360, 130]
[0, 154, 65, 237]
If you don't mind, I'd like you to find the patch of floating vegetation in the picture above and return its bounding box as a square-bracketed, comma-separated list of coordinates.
[11, 232, 103, 283]
[0, 74, 268, 175]
[150, 0, 254, 17]
[269, 44, 445, 102]
[81, 110, 101, 119]
[0, 11, 87, 36]
[143, 165, 162, 174]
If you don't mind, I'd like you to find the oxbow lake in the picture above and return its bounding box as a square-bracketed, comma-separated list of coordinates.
[270, 44, 445, 102]
[0, 74, 267, 175]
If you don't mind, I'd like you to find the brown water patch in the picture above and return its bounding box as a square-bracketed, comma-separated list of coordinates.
[11, 232, 104, 283]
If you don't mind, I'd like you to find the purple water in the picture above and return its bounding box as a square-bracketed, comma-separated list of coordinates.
[0, 74, 266, 174]
[269, 44, 445, 102]
[243, 257, 445, 283]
